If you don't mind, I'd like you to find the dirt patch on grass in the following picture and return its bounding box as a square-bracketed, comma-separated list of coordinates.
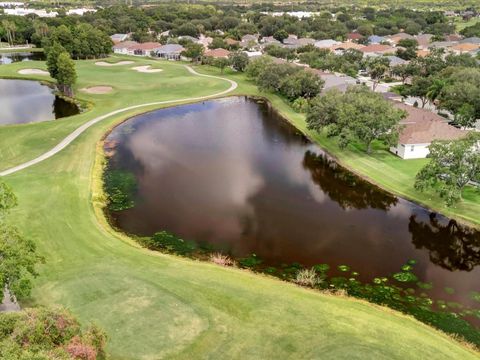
[18, 68, 49, 75]
[95, 61, 134, 67]
[80, 86, 113, 94]
[131, 65, 163, 73]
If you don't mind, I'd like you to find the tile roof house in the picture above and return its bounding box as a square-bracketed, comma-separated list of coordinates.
[314, 39, 340, 49]
[367, 35, 386, 44]
[359, 44, 396, 56]
[449, 43, 480, 54]
[459, 37, 480, 44]
[155, 44, 185, 60]
[387, 32, 414, 45]
[129, 42, 162, 56]
[330, 42, 365, 52]
[390, 103, 467, 159]
[347, 32, 364, 41]
[112, 41, 138, 55]
[225, 38, 240, 46]
[386, 55, 409, 66]
[204, 48, 231, 58]
[110, 33, 129, 44]
[415, 34, 433, 49]
[261, 36, 281, 46]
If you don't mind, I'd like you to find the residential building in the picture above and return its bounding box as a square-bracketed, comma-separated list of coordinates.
[450, 43, 480, 55]
[314, 39, 340, 49]
[110, 34, 129, 44]
[155, 44, 185, 60]
[367, 35, 386, 44]
[415, 34, 433, 49]
[347, 32, 364, 42]
[359, 44, 395, 56]
[390, 103, 466, 159]
[204, 48, 231, 59]
[386, 55, 409, 66]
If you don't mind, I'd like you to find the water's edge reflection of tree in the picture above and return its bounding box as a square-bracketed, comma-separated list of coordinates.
[409, 213, 480, 272]
[302, 150, 398, 210]
[303, 150, 480, 273]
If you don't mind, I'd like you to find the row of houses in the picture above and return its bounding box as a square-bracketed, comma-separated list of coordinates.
[112, 41, 185, 60]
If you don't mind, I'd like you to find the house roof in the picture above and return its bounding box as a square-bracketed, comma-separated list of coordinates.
[450, 43, 480, 52]
[156, 44, 185, 53]
[112, 41, 138, 50]
[415, 34, 433, 48]
[359, 44, 395, 53]
[416, 49, 430, 57]
[460, 37, 480, 44]
[393, 103, 467, 144]
[131, 42, 162, 51]
[347, 32, 364, 40]
[331, 42, 365, 50]
[368, 35, 386, 44]
[314, 39, 340, 48]
[225, 38, 239, 45]
[204, 48, 231, 58]
[386, 55, 408, 66]
[388, 32, 414, 44]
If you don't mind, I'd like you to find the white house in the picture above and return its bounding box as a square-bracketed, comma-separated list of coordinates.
[390, 103, 467, 159]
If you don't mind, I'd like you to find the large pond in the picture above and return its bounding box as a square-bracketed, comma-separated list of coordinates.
[105, 97, 480, 312]
[0, 79, 79, 125]
[0, 51, 45, 64]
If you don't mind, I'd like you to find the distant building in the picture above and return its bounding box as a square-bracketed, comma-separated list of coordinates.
[367, 35, 386, 44]
[4, 7, 58, 17]
[385, 55, 409, 66]
[314, 39, 340, 49]
[110, 34, 129, 44]
[359, 44, 395, 56]
[204, 48, 231, 59]
[415, 34, 433, 49]
[113, 41, 162, 56]
[347, 32, 364, 42]
[155, 44, 185, 60]
[390, 103, 467, 159]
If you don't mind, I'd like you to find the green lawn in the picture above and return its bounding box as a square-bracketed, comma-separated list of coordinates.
[0, 57, 478, 359]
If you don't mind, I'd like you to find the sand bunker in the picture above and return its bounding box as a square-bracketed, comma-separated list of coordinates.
[131, 65, 163, 73]
[95, 61, 134, 67]
[18, 69, 49, 75]
[80, 86, 113, 94]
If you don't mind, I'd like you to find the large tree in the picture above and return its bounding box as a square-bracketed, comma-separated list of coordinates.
[415, 134, 480, 206]
[0, 182, 41, 303]
[229, 51, 249, 72]
[307, 87, 406, 154]
[55, 52, 77, 97]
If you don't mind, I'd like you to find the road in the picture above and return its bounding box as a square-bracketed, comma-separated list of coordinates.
[0, 66, 237, 177]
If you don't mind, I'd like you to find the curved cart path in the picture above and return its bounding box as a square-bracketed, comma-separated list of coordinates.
[0, 66, 237, 177]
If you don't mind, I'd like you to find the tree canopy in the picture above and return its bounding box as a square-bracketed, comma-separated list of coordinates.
[415, 134, 480, 206]
[307, 86, 407, 153]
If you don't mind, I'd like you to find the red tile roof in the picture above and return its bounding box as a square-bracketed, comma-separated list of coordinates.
[347, 32, 364, 40]
[393, 103, 467, 144]
[359, 44, 395, 53]
[204, 48, 231, 58]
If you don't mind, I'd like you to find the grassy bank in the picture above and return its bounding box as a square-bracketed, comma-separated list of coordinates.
[0, 56, 478, 358]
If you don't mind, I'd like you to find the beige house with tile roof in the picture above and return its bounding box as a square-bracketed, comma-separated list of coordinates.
[389, 103, 467, 159]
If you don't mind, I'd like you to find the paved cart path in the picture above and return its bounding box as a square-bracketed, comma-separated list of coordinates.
[0, 66, 237, 177]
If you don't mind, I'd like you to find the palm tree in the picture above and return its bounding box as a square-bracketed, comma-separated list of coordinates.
[426, 78, 445, 106]
[1, 20, 16, 46]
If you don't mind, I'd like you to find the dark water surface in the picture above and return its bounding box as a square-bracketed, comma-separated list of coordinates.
[105, 97, 480, 310]
[0, 79, 79, 125]
[0, 52, 45, 64]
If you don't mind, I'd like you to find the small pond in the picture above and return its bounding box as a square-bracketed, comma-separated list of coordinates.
[0, 79, 79, 125]
[0, 51, 46, 64]
[105, 97, 480, 315]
